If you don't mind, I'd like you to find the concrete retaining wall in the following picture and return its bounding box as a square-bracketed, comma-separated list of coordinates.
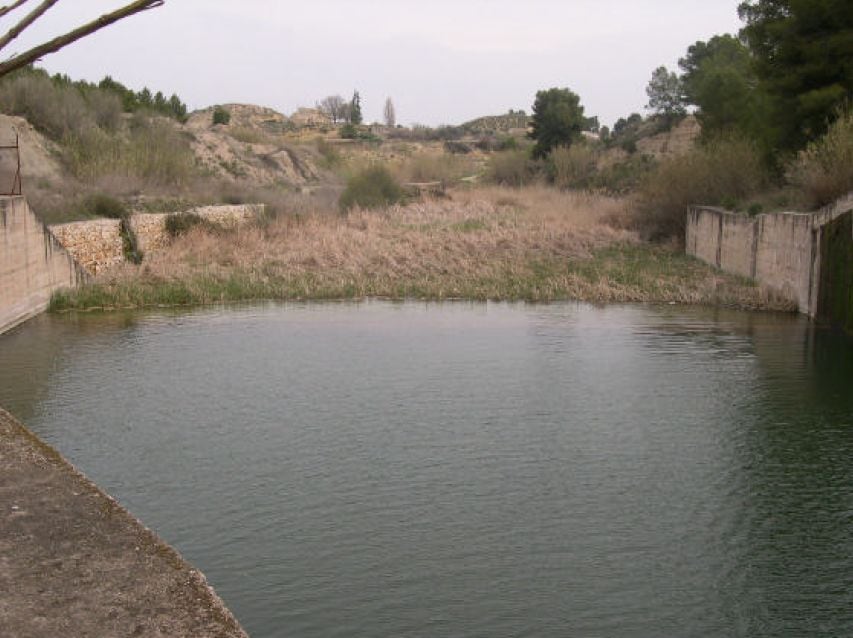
[0, 197, 83, 334]
[686, 202, 852, 317]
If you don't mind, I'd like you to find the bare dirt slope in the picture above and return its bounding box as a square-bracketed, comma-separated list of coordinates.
[185, 103, 322, 186]
[0, 114, 63, 191]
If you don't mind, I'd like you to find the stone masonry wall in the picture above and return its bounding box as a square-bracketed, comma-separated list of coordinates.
[49, 219, 123, 275]
[49, 204, 262, 275]
[130, 204, 261, 255]
[0, 196, 83, 334]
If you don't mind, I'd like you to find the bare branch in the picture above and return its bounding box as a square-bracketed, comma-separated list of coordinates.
[0, 0, 60, 53]
[0, 0, 164, 78]
[0, 1, 31, 20]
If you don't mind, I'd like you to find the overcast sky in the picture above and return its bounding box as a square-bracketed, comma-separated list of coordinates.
[10, 0, 744, 128]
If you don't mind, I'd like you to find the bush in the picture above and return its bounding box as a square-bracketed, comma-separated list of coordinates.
[0, 72, 93, 138]
[590, 155, 657, 194]
[396, 153, 474, 184]
[212, 106, 231, 125]
[339, 165, 404, 211]
[550, 144, 598, 190]
[637, 135, 769, 239]
[164, 212, 211, 237]
[487, 149, 537, 187]
[65, 118, 196, 186]
[787, 110, 853, 209]
[315, 137, 342, 167]
[83, 193, 127, 219]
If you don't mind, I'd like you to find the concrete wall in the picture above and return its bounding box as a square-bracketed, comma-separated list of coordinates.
[0, 196, 84, 334]
[686, 204, 852, 317]
[50, 204, 262, 275]
[817, 211, 853, 332]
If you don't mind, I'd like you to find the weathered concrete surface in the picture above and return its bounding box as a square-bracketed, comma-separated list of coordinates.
[0, 197, 82, 335]
[686, 200, 852, 317]
[0, 407, 248, 638]
[817, 211, 853, 333]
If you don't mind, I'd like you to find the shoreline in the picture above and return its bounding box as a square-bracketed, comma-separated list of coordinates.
[0, 407, 248, 637]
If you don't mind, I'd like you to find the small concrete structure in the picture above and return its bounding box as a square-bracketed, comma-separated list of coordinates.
[0, 196, 83, 334]
[0, 407, 248, 637]
[686, 197, 853, 318]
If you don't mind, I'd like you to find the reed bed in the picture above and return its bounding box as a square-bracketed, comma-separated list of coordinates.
[51, 187, 794, 312]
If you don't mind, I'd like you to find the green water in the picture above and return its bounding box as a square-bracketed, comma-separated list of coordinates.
[1, 301, 851, 637]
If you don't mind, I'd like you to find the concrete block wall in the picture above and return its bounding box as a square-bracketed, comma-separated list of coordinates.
[686, 203, 852, 317]
[685, 207, 722, 267]
[0, 197, 83, 334]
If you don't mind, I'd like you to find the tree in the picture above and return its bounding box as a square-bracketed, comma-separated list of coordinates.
[383, 97, 396, 128]
[348, 90, 362, 125]
[678, 34, 772, 144]
[528, 87, 585, 159]
[645, 66, 686, 120]
[318, 94, 346, 124]
[0, 1, 164, 79]
[738, 0, 853, 150]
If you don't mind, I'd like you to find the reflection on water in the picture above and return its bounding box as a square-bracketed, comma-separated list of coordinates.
[1, 301, 851, 638]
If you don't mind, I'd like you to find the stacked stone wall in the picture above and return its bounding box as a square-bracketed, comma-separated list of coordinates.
[49, 204, 262, 275]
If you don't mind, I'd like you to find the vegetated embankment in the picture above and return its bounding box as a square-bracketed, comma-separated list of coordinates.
[50, 187, 792, 312]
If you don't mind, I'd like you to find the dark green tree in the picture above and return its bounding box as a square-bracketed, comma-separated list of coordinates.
[645, 66, 686, 120]
[529, 87, 585, 159]
[678, 34, 773, 144]
[738, 0, 853, 150]
[349, 90, 363, 125]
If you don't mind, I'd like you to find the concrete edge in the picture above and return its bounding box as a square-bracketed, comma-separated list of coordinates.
[0, 406, 249, 637]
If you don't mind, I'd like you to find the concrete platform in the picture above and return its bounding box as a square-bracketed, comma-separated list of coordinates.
[0, 407, 248, 637]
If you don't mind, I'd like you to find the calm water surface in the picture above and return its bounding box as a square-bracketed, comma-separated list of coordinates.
[1, 302, 851, 637]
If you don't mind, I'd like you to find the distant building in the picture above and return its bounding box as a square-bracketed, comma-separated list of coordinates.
[290, 108, 331, 130]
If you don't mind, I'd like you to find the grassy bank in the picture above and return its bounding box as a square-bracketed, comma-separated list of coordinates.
[50, 187, 794, 313]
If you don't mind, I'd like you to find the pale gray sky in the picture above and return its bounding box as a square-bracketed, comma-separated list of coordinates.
[10, 0, 744, 128]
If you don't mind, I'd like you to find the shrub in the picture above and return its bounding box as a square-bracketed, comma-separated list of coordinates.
[550, 144, 598, 190]
[120, 217, 143, 264]
[340, 123, 358, 139]
[165, 212, 210, 237]
[339, 165, 404, 211]
[787, 110, 853, 209]
[83, 193, 127, 218]
[590, 155, 657, 194]
[637, 135, 769, 239]
[212, 106, 231, 126]
[486, 149, 537, 187]
[0, 72, 93, 138]
[65, 118, 196, 186]
[316, 137, 342, 167]
[396, 153, 474, 184]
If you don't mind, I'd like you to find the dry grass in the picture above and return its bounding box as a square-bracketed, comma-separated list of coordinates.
[51, 186, 790, 312]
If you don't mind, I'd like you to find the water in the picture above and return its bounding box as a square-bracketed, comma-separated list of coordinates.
[1, 301, 851, 637]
